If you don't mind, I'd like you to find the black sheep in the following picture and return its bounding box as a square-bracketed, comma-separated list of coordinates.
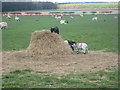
[67, 40, 77, 51]
[50, 26, 59, 34]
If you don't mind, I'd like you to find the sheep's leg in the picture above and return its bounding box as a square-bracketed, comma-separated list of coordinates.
[86, 48, 88, 54]
[70, 45, 74, 51]
[76, 47, 80, 54]
[83, 48, 88, 54]
[83, 51, 86, 54]
[77, 50, 79, 54]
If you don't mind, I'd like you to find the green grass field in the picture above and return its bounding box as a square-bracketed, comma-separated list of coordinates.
[58, 2, 118, 10]
[1, 2, 119, 87]
[2, 67, 118, 88]
[1, 14, 118, 88]
[2, 14, 118, 53]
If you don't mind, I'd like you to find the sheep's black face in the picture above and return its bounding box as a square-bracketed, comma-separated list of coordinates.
[50, 27, 59, 34]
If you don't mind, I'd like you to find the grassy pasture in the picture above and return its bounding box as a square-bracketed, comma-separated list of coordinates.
[2, 14, 118, 88]
[2, 67, 118, 88]
[2, 14, 118, 52]
[58, 2, 118, 10]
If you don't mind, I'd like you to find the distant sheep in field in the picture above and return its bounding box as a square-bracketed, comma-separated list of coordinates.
[6, 15, 11, 19]
[92, 17, 97, 21]
[72, 42, 88, 54]
[80, 14, 84, 17]
[60, 20, 68, 24]
[55, 15, 62, 19]
[70, 16, 74, 19]
[0, 22, 8, 30]
[15, 16, 20, 21]
[50, 26, 59, 34]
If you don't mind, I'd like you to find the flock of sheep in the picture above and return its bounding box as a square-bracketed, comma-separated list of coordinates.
[50, 14, 98, 54]
[52, 14, 98, 25]
[1, 14, 88, 54]
[50, 14, 109, 53]
[53, 14, 69, 24]
[1, 13, 109, 30]
[1, 12, 118, 30]
[0, 13, 113, 53]
[1, 13, 117, 54]
[0, 15, 20, 30]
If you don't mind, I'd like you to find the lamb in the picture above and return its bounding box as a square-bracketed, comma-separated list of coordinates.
[92, 17, 97, 21]
[73, 42, 88, 54]
[15, 16, 20, 21]
[70, 16, 74, 19]
[6, 15, 11, 19]
[0, 22, 8, 30]
[80, 14, 84, 17]
[55, 15, 62, 19]
[60, 20, 68, 24]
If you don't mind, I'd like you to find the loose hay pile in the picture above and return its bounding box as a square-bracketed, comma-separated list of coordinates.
[27, 30, 72, 56]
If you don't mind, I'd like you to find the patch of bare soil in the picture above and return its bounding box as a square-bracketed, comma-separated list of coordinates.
[2, 50, 118, 75]
[1, 30, 118, 75]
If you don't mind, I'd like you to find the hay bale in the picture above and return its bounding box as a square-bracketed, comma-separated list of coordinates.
[27, 30, 72, 56]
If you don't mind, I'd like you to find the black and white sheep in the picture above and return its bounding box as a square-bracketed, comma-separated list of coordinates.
[60, 20, 68, 24]
[64, 40, 77, 51]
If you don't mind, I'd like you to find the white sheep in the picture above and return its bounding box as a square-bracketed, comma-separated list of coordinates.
[60, 20, 65, 24]
[73, 43, 88, 54]
[92, 17, 97, 21]
[60, 20, 68, 24]
[0, 22, 8, 30]
[15, 16, 20, 21]
[80, 14, 84, 17]
[55, 15, 62, 19]
[6, 15, 11, 19]
[70, 16, 74, 19]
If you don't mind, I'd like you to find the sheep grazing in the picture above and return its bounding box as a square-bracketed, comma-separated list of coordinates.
[6, 15, 11, 19]
[70, 16, 74, 19]
[55, 15, 62, 19]
[92, 17, 97, 21]
[60, 20, 68, 24]
[15, 16, 20, 21]
[50, 26, 59, 34]
[80, 14, 84, 17]
[0, 22, 8, 30]
[73, 43, 88, 54]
